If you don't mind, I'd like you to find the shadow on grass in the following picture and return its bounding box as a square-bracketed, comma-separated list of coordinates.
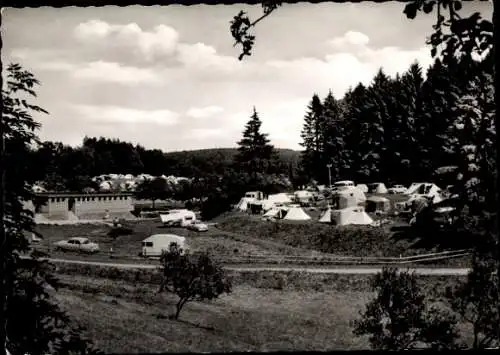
[155, 313, 216, 331]
[390, 224, 476, 252]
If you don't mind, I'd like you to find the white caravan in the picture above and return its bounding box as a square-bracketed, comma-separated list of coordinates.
[160, 209, 196, 227]
[141, 234, 188, 257]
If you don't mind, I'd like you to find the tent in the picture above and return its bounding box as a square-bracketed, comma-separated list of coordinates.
[405, 183, 444, 205]
[368, 183, 388, 194]
[319, 206, 333, 223]
[235, 197, 255, 211]
[283, 206, 311, 221]
[331, 206, 373, 226]
[160, 209, 196, 226]
[294, 190, 313, 202]
[356, 184, 368, 193]
[263, 207, 287, 219]
[99, 181, 112, 192]
[259, 193, 293, 211]
[334, 187, 366, 209]
[365, 196, 391, 213]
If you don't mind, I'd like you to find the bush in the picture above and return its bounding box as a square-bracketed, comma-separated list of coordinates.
[158, 243, 232, 319]
[108, 225, 133, 239]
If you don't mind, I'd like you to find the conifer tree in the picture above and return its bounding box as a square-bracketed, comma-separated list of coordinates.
[300, 94, 325, 183]
[235, 107, 275, 180]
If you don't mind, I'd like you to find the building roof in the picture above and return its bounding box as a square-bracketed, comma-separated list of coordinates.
[35, 192, 133, 198]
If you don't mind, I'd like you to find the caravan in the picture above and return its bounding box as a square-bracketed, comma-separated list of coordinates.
[160, 209, 196, 227]
[141, 234, 188, 257]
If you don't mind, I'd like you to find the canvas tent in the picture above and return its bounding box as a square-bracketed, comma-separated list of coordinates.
[333, 187, 366, 209]
[319, 205, 333, 223]
[294, 190, 314, 204]
[263, 207, 288, 219]
[368, 183, 388, 194]
[260, 193, 293, 211]
[331, 206, 373, 226]
[283, 206, 311, 221]
[406, 183, 444, 204]
[356, 184, 368, 193]
[235, 197, 255, 211]
[365, 196, 391, 213]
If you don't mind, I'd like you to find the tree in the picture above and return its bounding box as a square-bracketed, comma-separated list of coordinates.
[1, 63, 99, 353]
[300, 94, 325, 183]
[321, 91, 348, 182]
[158, 243, 232, 320]
[235, 107, 275, 180]
[353, 268, 460, 350]
[134, 177, 171, 209]
[446, 253, 499, 349]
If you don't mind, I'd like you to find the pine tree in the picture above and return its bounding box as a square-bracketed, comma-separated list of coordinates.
[321, 91, 347, 182]
[343, 83, 370, 182]
[388, 62, 425, 185]
[300, 94, 324, 183]
[354, 69, 392, 181]
[235, 107, 275, 181]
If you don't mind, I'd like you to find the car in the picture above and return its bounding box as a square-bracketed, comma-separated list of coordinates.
[387, 185, 407, 194]
[54, 237, 100, 254]
[186, 221, 209, 232]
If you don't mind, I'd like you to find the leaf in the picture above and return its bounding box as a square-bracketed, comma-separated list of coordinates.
[403, 1, 419, 19]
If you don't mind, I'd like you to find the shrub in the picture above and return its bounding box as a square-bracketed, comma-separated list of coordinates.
[158, 243, 232, 319]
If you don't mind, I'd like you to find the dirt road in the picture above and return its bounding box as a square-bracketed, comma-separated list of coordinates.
[46, 257, 470, 275]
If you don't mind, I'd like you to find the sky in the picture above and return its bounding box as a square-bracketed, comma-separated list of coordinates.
[2, 2, 492, 152]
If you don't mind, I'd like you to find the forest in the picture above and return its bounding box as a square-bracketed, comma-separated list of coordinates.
[25, 51, 495, 218]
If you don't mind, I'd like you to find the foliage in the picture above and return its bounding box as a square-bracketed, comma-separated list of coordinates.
[235, 107, 276, 178]
[1, 63, 99, 353]
[134, 177, 172, 207]
[352, 268, 460, 350]
[446, 250, 499, 348]
[158, 243, 232, 320]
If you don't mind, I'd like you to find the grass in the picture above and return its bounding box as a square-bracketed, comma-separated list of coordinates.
[34, 219, 288, 258]
[53, 269, 471, 353]
[216, 214, 445, 257]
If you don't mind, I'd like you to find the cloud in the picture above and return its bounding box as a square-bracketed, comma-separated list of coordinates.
[71, 61, 163, 85]
[328, 30, 370, 48]
[186, 105, 224, 119]
[74, 20, 179, 62]
[72, 104, 179, 126]
[264, 31, 433, 98]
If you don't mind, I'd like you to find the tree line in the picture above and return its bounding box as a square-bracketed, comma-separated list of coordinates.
[299, 53, 494, 187]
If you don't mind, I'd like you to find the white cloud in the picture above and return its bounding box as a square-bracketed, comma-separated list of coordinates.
[72, 61, 162, 85]
[73, 104, 179, 126]
[264, 31, 433, 98]
[74, 20, 179, 62]
[328, 30, 370, 49]
[190, 128, 225, 139]
[186, 105, 224, 119]
[176, 43, 242, 74]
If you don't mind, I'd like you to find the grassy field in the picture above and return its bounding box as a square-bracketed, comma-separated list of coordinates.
[216, 214, 445, 257]
[53, 270, 471, 353]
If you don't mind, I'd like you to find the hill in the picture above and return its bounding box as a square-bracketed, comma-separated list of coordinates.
[163, 148, 302, 177]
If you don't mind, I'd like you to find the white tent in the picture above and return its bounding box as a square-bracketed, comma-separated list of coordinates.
[369, 183, 388, 194]
[236, 197, 255, 211]
[260, 193, 293, 211]
[294, 190, 313, 201]
[283, 206, 311, 221]
[332, 206, 373, 226]
[319, 206, 333, 223]
[263, 207, 287, 219]
[406, 183, 444, 204]
[334, 186, 366, 209]
[356, 184, 368, 193]
[99, 181, 112, 192]
[366, 196, 391, 213]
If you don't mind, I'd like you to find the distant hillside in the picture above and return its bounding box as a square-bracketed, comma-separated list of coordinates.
[163, 148, 302, 177]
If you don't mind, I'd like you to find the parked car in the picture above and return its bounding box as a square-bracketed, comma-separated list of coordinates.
[387, 185, 407, 194]
[187, 221, 209, 232]
[54, 237, 100, 254]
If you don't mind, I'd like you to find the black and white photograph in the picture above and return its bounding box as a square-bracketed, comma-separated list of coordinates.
[0, 0, 497, 353]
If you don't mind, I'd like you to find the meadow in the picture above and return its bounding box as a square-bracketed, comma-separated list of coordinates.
[53, 265, 471, 353]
